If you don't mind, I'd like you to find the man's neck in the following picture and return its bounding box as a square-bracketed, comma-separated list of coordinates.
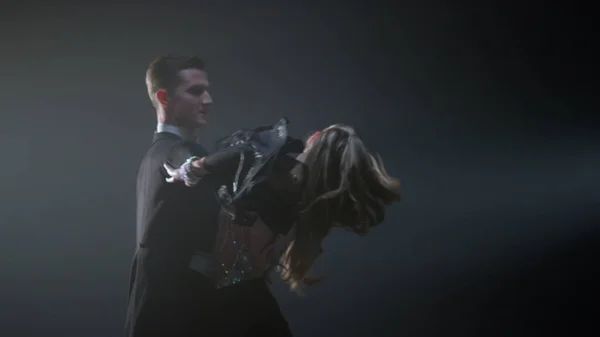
[156, 123, 196, 141]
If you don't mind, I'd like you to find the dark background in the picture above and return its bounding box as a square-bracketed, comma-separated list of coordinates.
[0, 1, 597, 337]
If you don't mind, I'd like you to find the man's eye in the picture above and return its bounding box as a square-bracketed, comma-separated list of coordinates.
[188, 86, 205, 95]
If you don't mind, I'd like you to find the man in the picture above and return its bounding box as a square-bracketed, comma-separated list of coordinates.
[125, 55, 221, 337]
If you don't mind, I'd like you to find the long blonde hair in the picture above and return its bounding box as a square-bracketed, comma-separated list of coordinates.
[279, 125, 401, 291]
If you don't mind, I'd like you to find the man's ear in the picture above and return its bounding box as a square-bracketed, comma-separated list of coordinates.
[155, 89, 168, 107]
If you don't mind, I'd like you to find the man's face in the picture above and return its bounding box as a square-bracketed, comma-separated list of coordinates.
[168, 68, 212, 129]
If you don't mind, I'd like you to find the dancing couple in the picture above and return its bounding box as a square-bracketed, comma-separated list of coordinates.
[125, 55, 401, 337]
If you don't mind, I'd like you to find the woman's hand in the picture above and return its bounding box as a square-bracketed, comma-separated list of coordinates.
[163, 163, 187, 185]
[163, 156, 207, 187]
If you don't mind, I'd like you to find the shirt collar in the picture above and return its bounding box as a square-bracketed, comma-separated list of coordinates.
[156, 123, 195, 141]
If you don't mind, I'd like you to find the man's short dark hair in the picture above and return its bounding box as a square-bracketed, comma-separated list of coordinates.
[145, 55, 205, 103]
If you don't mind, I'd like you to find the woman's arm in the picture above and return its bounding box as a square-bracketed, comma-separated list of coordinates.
[165, 118, 300, 188]
[164, 144, 248, 186]
[188, 156, 208, 176]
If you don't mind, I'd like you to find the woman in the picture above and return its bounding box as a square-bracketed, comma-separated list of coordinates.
[164, 118, 401, 334]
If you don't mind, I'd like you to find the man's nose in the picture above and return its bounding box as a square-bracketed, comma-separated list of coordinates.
[202, 91, 212, 104]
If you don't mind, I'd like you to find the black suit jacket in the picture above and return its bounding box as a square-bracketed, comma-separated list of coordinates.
[125, 132, 222, 337]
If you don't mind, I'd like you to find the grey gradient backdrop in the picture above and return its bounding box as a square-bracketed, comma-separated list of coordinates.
[0, 2, 597, 337]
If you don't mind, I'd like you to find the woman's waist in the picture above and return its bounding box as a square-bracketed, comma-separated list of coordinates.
[206, 208, 293, 288]
[210, 237, 281, 288]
